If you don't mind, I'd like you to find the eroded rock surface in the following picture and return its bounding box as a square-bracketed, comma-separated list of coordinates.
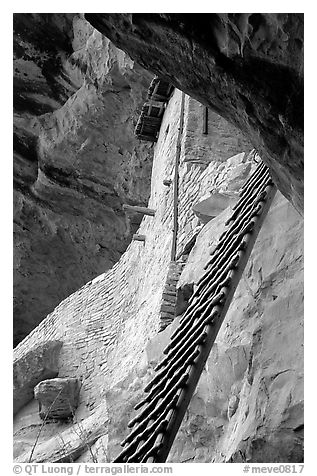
[13, 340, 63, 415]
[34, 378, 80, 420]
[14, 403, 109, 463]
[13, 86, 303, 463]
[14, 91, 260, 463]
[171, 192, 303, 463]
[14, 14, 153, 345]
[86, 13, 304, 213]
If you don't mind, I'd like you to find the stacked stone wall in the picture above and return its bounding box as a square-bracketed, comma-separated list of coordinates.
[182, 97, 252, 166]
[159, 262, 185, 332]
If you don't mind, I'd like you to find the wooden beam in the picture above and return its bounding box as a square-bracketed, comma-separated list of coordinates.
[132, 234, 146, 242]
[170, 92, 186, 262]
[144, 101, 165, 117]
[123, 205, 156, 216]
[136, 134, 158, 142]
[163, 179, 172, 186]
[203, 106, 208, 135]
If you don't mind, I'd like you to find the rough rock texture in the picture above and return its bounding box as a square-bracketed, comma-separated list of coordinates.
[171, 192, 303, 462]
[13, 14, 153, 345]
[177, 149, 256, 255]
[13, 89, 303, 463]
[14, 402, 109, 463]
[86, 13, 304, 214]
[34, 378, 80, 420]
[13, 340, 63, 416]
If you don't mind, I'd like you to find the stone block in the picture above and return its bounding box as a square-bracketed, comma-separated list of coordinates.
[160, 312, 175, 320]
[167, 271, 182, 280]
[160, 304, 175, 314]
[13, 340, 63, 416]
[162, 287, 176, 296]
[226, 152, 245, 166]
[166, 277, 179, 286]
[162, 293, 177, 303]
[227, 162, 251, 181]
[192, 192, 237, 224]
[34, 377, 80, 420]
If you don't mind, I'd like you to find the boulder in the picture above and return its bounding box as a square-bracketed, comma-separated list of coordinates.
[192, 192, 237, 224]
[34, 377, 80, 420]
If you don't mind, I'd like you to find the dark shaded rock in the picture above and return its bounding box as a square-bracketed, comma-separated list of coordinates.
[13, 14, 154, 345]
[85, 13, 304, 214]
[13, 14, 79, 114]
[228, 427, 304, 463]
[34, 378, 80, 420]
[13, 340, 63, 415]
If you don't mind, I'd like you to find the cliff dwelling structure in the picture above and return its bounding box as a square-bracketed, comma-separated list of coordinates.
[13, 13, 303, 464]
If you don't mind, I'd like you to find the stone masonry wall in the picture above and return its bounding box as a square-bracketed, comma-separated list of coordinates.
[182, 97, 252, 166]
[176, 96, 256, 258]
[159, 261, 185, 332]
[14, 89, 260, 461]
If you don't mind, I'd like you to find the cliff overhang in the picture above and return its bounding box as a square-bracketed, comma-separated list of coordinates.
[85, 13, 304, 214]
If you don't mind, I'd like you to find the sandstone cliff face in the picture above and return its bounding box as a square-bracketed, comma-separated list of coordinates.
[85, 13, 304, 214]
[13, 89, 303, 463]
[13, 14, 153, 345]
